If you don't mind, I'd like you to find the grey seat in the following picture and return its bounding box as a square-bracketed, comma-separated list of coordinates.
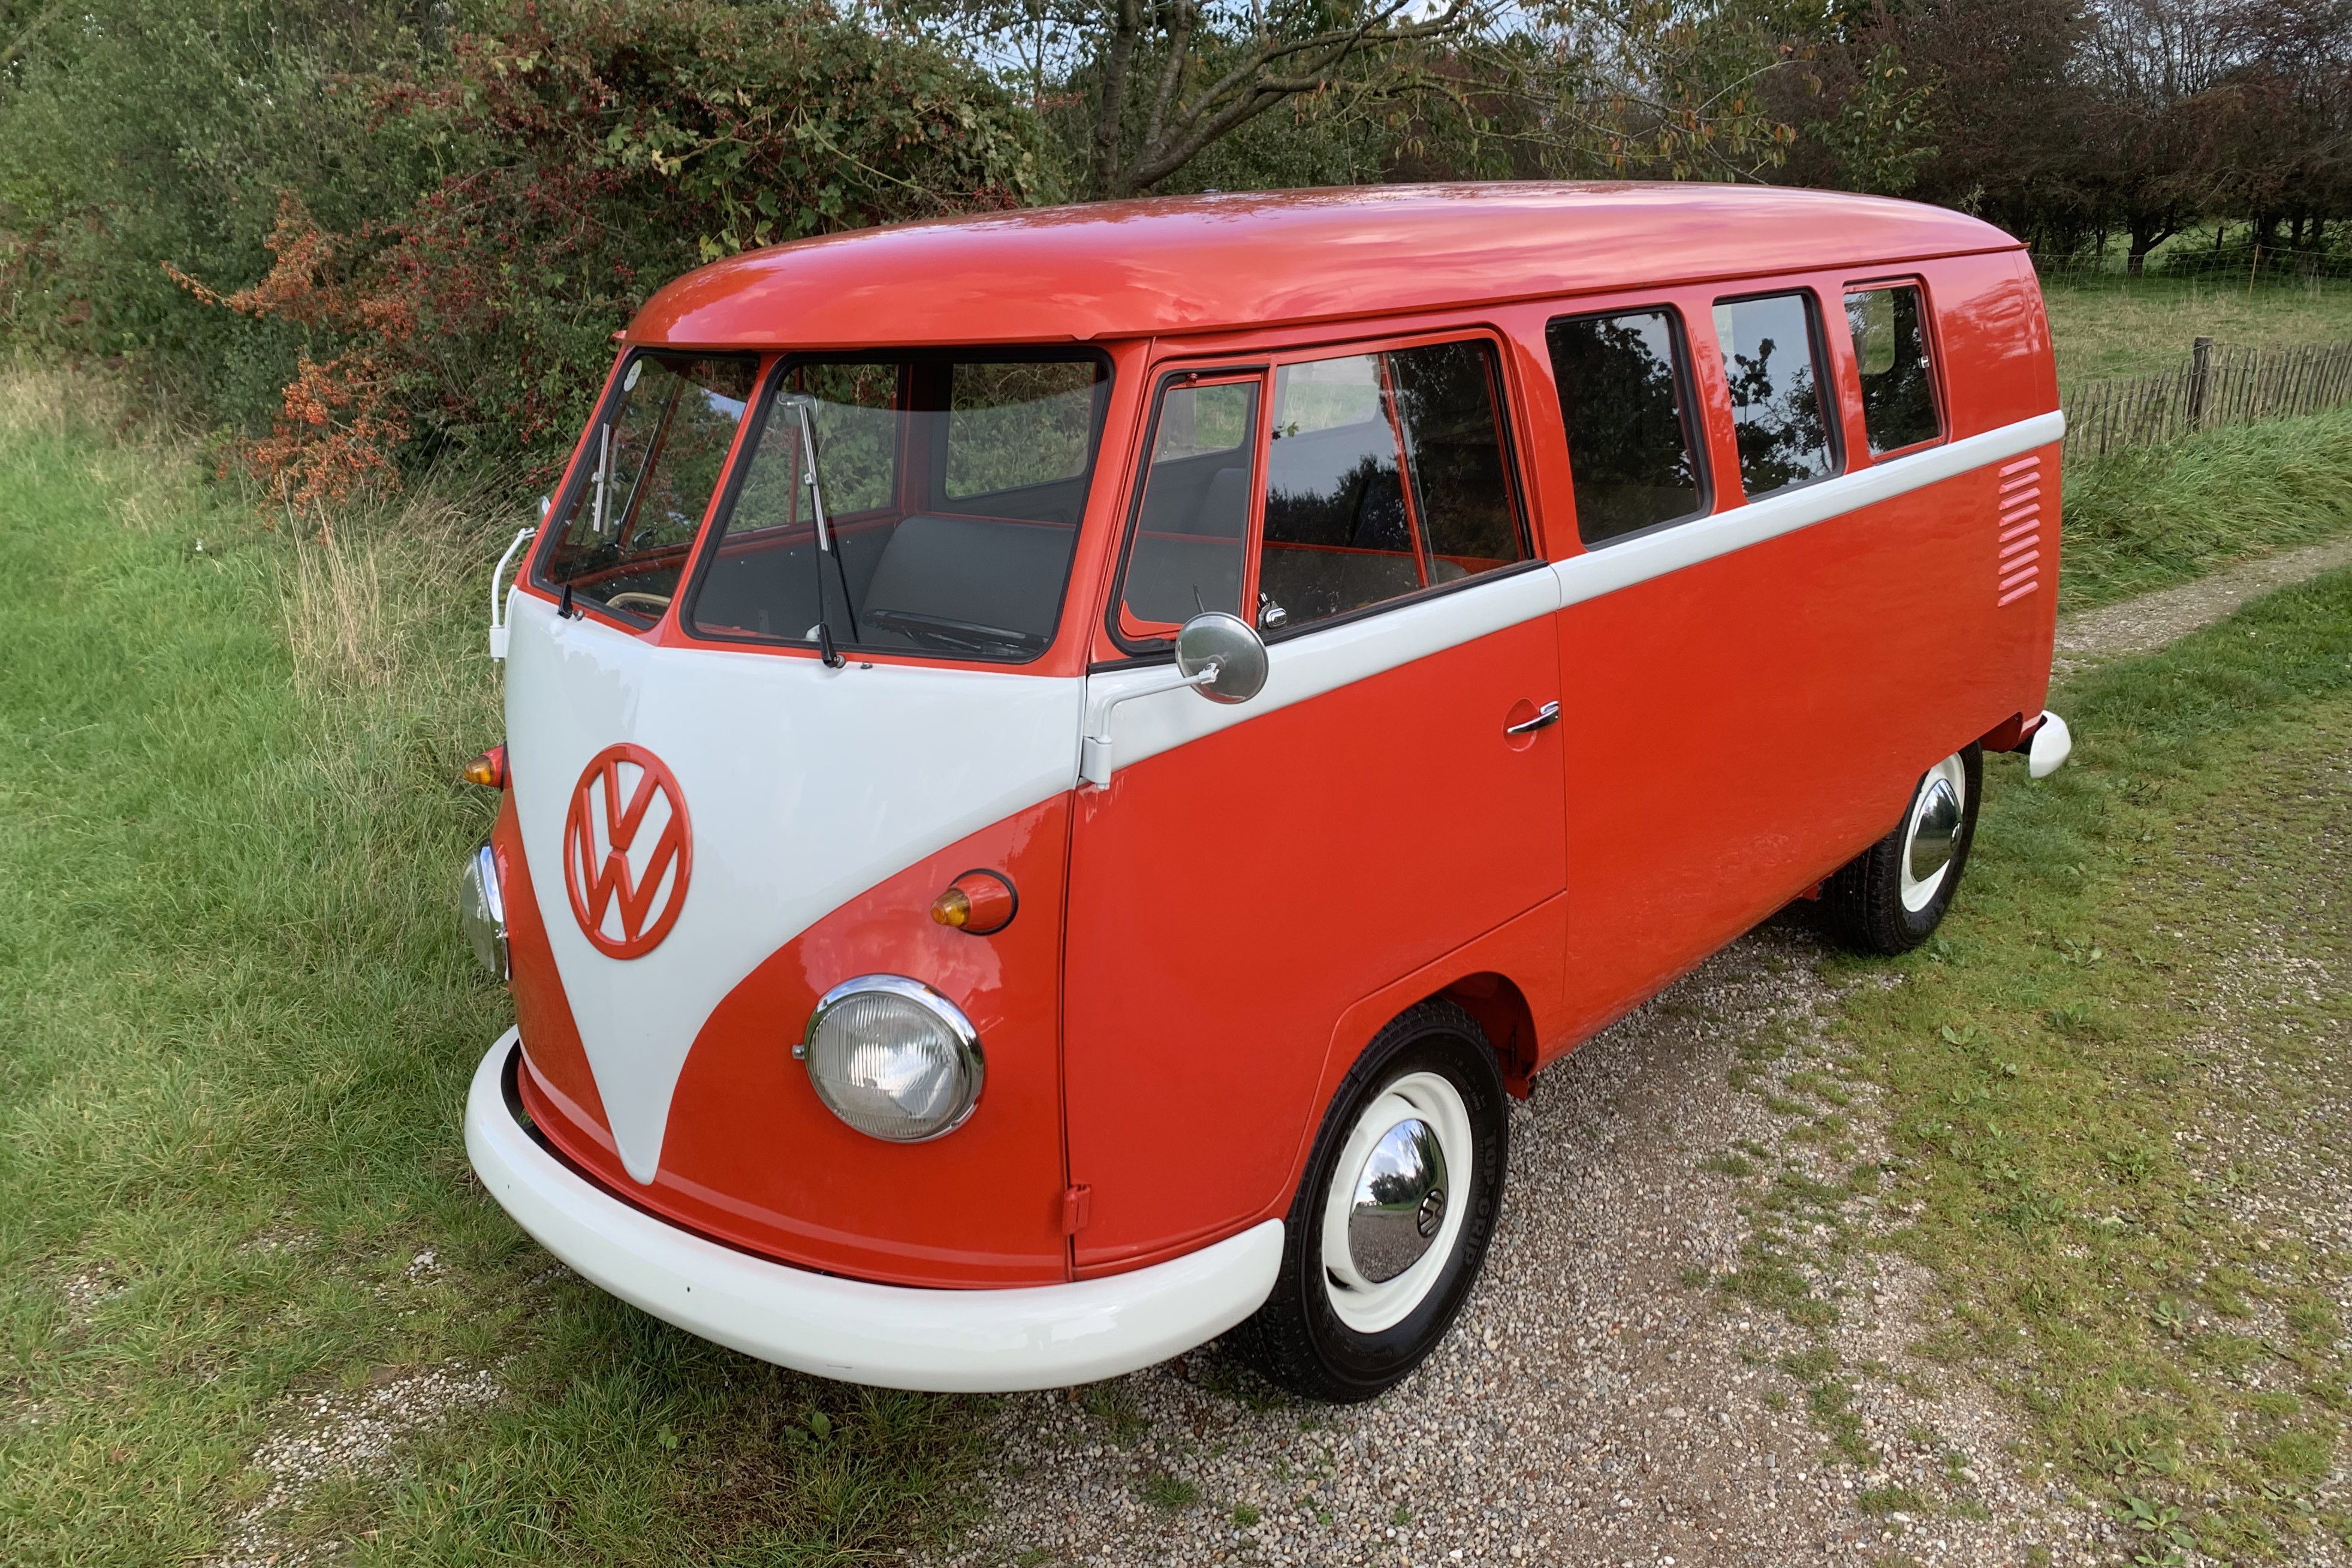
[861, 514, 1077, 645]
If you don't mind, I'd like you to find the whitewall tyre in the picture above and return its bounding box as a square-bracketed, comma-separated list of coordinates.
[1822, 743, 1983, 955]
[1234, 1000, 1507, 1402]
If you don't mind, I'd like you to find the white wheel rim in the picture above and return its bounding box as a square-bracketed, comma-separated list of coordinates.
[1898, 752, 1967, 913]
[1319, 1071, 1473, 1334]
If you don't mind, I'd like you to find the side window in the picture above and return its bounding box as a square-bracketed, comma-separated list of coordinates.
[1713, 292, 1837, 499]
[1844, 285, 1941, 454]
[1545, 309, 1705, 547]
[1118, 377, 1259, 634]
[1256, 339, 1527, 634]
[539, 352, 759, 620]
[1259, 354, 1418, 628]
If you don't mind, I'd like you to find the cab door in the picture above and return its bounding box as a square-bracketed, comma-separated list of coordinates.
[1062, 336, 1566, 1274]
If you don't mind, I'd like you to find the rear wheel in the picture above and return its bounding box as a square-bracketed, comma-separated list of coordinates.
[1234, 1000, 1507, 1402]
[1822, 744, 1983, 955]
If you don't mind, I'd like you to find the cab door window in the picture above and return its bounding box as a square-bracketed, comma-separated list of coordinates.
[1259, 354, 1418, 628]
[1256, 339, 1527, 634]
[1712, 291, 1839, 498]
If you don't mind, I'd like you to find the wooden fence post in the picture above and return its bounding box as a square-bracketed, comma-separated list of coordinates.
[2188, 336, 2215, 426]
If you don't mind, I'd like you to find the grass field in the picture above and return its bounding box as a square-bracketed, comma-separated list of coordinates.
[2, 348, 2350, 1564]
[0, 373, 977, 1566]
[2042, 276, 2352, 393]
[1720, 568, 2352, 1558]
[2059, 403, 2352, 610]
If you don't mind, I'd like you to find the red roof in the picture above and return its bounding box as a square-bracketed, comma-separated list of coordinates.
[628, 182, 2021, 349]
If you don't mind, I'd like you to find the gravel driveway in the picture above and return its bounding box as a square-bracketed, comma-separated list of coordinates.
[928, 542, 2352, 1568]
[929, 923, 2100, 1568]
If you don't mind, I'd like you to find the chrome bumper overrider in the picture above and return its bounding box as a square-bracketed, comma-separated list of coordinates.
[463, 1031, 1283, 1392]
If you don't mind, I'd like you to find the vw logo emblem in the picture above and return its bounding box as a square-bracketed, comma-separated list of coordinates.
[562, 743, 692, 959]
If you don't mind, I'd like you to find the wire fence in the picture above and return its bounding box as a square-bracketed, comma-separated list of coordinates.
[2036, 242, 2352, 288]
[2062, 336, 2352, 463]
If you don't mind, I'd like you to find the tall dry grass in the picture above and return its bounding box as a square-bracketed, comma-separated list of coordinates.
[278, 473, 523, 704]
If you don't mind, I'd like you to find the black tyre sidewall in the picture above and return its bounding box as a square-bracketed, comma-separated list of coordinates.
[1823, 743, 1983, 955]
[1244, 1002, 1507, 1402]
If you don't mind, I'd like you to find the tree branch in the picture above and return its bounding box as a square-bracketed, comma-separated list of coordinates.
[1092, 0, 1144, 198]
[1143, 0, 1196, 156]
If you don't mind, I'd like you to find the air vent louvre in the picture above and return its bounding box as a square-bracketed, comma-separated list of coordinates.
[1995, 454, 2043, 606]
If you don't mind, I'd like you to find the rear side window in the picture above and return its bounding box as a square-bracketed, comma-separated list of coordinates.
[1545, 310, 1705, 547]
[1713, 292, 1838, 499]
[539, 352, 759, 622]
[1844, 285, 1941, 454]
[685, 352, 1110, 662]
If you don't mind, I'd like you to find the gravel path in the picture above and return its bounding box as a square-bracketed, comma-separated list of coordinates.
[930, 925, 2101, 1568]
[2052, 535, 2352, 677]
[925, 545, 2352, 1568]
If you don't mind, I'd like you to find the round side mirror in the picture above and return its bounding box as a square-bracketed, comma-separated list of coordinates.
[1175, 611, 1269, 705]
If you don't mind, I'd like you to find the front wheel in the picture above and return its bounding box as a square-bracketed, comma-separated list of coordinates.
[1234, 1000, 1507, 1402]
[1821, 744, 1983, 955]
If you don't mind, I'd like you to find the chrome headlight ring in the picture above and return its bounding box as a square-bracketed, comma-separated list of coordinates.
[797, 975, 985, 1143]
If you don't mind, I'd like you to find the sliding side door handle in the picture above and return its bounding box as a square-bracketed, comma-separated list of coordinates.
[1503, 700, 1561, 737]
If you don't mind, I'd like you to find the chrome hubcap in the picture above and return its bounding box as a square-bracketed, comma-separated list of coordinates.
[1899, 754, 1967, 913]
[1908, 778, 1960, 882]
[1346, 1118, 1449, 1283]
[1320, 1071, 1474, 1334]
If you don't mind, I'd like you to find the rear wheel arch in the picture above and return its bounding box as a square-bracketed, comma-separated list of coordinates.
[1436, 970, 1537, 1098]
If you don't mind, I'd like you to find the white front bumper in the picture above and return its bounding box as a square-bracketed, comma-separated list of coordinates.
[463, 1032, 1283, 1392]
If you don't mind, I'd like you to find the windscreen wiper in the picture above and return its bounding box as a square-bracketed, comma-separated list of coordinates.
[783, 394, 858, 663]
[864, 607, 1044, 656]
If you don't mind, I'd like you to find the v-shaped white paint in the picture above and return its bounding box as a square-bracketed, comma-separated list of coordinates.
[503, 592, 1084, 1183]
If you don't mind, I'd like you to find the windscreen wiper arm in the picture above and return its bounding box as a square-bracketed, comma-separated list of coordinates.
[782, 394, 859, 655]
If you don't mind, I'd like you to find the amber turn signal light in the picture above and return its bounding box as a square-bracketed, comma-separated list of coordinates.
[462, 744, 508, 789]
[930, 870, 1017, 936]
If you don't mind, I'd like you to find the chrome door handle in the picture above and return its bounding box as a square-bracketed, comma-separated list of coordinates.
[1504, 701, 1561, 737]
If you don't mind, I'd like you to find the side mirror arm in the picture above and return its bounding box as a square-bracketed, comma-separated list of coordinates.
[1079, 661, 1222, 788]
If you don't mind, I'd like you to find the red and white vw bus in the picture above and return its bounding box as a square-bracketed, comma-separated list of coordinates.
[459, 183, 2072, 1402]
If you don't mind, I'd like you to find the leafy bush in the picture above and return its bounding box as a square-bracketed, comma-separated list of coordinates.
[2, 0, 1050, 499]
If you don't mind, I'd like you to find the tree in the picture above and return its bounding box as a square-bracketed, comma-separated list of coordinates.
[898, 0, 1491, 198]
[2077, 0, 2235, 273]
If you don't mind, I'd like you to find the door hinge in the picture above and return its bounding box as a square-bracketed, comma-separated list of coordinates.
[1060, 1183, 1093, 1236]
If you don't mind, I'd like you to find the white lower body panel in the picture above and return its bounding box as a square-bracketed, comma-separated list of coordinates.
[464, 1032, 1282, 1392]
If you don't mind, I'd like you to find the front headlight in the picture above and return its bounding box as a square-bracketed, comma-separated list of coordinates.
[798, 975, 984, 1142]
[459, 843, 508, 979]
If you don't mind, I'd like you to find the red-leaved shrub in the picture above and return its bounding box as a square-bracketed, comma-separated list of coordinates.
[167, 0, 1045, 504]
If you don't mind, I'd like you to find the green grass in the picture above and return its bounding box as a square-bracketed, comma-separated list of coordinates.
[1713, 566, 2352, 1557]
[2044, 276, 2352, 393]
[2060, 403, 2352, 610]
[0, 373, 981, 1566]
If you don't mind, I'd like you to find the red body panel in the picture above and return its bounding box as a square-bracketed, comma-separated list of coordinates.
[1062, 613, 1566, 1271]
[498, 785, 613, 1139]
[518, 798, 1075, 1287]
